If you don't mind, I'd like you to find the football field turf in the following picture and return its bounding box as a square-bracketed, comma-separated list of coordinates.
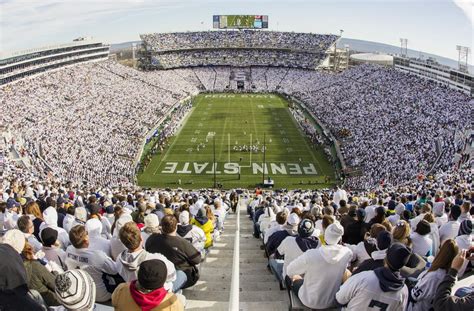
[137, 93, 336, 189]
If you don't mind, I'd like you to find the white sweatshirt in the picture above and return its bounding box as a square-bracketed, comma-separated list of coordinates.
[287, 244, 352, 309]
[336, 270, 408, 311]
[65, 246, 118, 302]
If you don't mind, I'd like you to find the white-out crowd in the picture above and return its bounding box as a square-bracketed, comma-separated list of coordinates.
[1, 61, 472, 191]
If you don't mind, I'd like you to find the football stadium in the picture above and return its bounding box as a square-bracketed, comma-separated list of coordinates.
[0, 2, 473, 311]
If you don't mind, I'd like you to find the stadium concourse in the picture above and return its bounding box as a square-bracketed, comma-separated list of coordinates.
[1, 31, 473, 310]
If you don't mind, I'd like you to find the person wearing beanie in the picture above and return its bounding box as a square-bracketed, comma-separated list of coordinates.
[85, 218, 111, 257]
[286, 223, 352, 309]
[112, 259, 184, 311]
[65, 225, 118, 302]
[146, 215, 201, 289]
[41, 227, 67, 272]
[433, 249, 474, 311]
[142, 213, 161, 244]
[177, 211, 206, 255]
[272, 219, 319, 287]
[353, 230, 392, 275]
[407, 240, 459, 311]
[266, 212, 300, 256]
[55, 269, 96, 311]
[190, 207, 214, 249]
[343, 208, 368, 245]
[39, 206, 70, 249]
[439, 205, 461, 245]
[410, 220, 433, 257]
[116, 222, 182, 293]
[336, 242, 411, 310]
[0, 244, 44, 311]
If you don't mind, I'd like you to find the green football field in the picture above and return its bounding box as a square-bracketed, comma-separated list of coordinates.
[137, 93, 337, 189]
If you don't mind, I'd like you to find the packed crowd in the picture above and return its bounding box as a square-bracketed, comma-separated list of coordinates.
[154, 49, 324, 69]
[247, 174, 474, 310]
[140, 31, 338, 52]
[1, 60, 471, 198]
[0, 184, 238, 310]
[1, 61, 200, 187]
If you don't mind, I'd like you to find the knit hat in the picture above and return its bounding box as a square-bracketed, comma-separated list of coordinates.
[356, 208, 366, 220]
[386, 243, 411, 271]
[324, 223, 344, 245]
[179, 211, 190, 225]
[2, 229, 26, 253]
[459, 219, 473, 236]
[287, 213, 300, 226]
[376, 230, 392, 250]
[138, 259, 167, 290]
[55, 270, 96, 311]
[41, 227, 58, 247]
[298, 219, 315, 238]
[6, 198, 20, 209]
[415, 220, 431, 236]
[144, 214, 160, 228]
[105, 205, 115, 214]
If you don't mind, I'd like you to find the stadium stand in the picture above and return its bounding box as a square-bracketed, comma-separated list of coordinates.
[1, 30, 473, 310]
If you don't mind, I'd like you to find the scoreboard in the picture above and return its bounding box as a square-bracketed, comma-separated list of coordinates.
[213, 15, 268, 29]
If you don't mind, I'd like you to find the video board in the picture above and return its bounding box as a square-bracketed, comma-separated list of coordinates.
[213, 15, 268, 29]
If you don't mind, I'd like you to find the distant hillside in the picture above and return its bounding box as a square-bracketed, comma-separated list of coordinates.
[110, 38, 472, 73]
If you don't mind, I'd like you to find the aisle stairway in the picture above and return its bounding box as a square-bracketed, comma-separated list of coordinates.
[183, 200, 289, 310]
[239, 202, 289, 311]
[183, 211, 236, 310]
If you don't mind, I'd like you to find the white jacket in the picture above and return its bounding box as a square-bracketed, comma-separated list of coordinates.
[287, 244, 352, 309]
[439, 220, 460, 244]
[336, 270, 408, 311]
[115, 248, 176, 292]
[65, 246, 117, 302]
[410, 233, 433, 257]
[86, 219, 112, 257]
[40, 207, 70, 249]
[277, 236, 304, 278]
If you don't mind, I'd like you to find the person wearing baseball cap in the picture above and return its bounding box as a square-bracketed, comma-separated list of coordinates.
[112, 259, 184, 311]
[286, 222, 352, 309]
[177, 210, 206, 255]
[266, 212, 300, 256]
[336, 242, 411, 310]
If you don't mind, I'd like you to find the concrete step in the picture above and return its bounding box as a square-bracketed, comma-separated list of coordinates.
[240, 290, 288, 302]
[200, 267, 233, 276]
[239, 273, 278, 283]
[185, 300, 229, 311]
[240, 301, 289, 311]
[183, 290, 230, 302]
[189, 280, 232, 291]
[239, 281, 281, 291]
[207, 249, 233, 258]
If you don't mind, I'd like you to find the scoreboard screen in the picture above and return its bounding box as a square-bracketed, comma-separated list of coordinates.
[213, 15, 268, 29]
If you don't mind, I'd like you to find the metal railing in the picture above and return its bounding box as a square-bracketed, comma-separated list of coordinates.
[228, 197, 241, 311]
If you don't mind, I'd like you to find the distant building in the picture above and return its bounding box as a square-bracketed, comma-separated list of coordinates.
[350, 53, 393, 66]
[394, 56, 473, 96]
[0, 39, 110, 85]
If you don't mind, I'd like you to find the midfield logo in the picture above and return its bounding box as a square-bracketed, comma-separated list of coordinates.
[161, 162, 318, 175]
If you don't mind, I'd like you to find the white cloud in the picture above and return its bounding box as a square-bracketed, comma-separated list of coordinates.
[452, 0, 473, 22]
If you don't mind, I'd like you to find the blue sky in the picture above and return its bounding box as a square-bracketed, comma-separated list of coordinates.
[1, 0, 472, 63]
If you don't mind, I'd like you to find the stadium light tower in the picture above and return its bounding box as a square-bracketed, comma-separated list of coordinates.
[456, 45, 471, 73]
[400, 38, 408, 57]
[334, 29, 344, 72]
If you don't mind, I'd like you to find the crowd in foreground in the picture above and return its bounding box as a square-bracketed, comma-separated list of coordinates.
[0, 184, 238, 310]
[248, 171, 474, 310]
